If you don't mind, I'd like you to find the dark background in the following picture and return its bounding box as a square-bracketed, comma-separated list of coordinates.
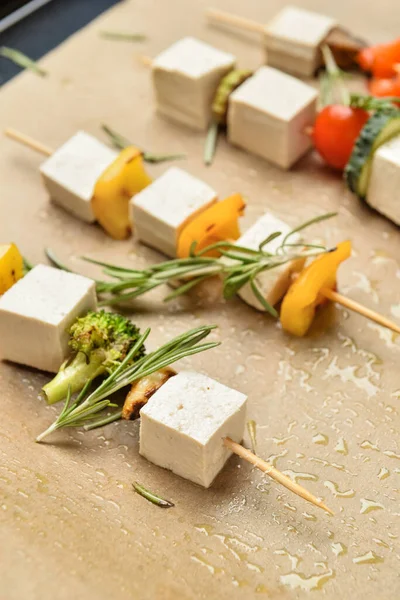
[0, 0, 119, 84]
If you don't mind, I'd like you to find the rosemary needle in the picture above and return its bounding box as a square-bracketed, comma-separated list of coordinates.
[0, 46, 47, 77]
[204, 121, 219, 166]
[132, 481, 174, 508]
[101, 123, 186, 163]
[99, 31, 147, 42]
[247, 420, 257, 455]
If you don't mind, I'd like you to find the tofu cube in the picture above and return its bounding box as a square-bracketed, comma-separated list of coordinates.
[264, 6, 338, 77]
[130, 167, 217, 257]
[367, 136, 400, 226]
[152, 37, 236, 131]
[0, 264, 97, 372]
[140, 371, 247, 488]
[228, 66, 317, 169]
[234, 213, 306, 311]
[40, 131, 117, 223]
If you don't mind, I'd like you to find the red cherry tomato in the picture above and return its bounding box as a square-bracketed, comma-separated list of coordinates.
[369, 75, 400, 100]
[312, 105, 370, 170]
[358, 38, 400, 78]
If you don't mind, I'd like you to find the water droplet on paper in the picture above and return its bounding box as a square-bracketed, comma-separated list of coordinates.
[313, 433, 329, 445]
[360, 499, 384, 514]
[334, 437, 348, 455]
[280, 569, 335, 591]
[324, 481, 355, 498]
[353, 551, 383, 565]
[377, 467, 390, 480]
[331, 542, 347, 557]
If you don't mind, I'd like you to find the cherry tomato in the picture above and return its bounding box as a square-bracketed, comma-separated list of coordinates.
[312, 105, 370, 170]
[358, 39, 400, 78]
[369, 75, 400, 100]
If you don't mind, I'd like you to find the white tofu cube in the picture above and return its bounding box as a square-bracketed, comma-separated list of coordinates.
[40, 131, 117, 223]
[0, 265, 97, 372]
[152, 37, 236, 131]
[228, 66, 317, 169]
[140, 371, 247, 488]
[130, 167, 217, 257]
[234, 213, 306, 311]
[264, 6, 338, 77]
[367, 136, 400, 226]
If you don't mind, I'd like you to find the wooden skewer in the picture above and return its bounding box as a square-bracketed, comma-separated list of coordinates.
[4, 127, 400, 337]
[206, 8, 264, 35]
[4, 127, 53, 157]
[224, 437, 334, 515]
[322, 287, 400, 334]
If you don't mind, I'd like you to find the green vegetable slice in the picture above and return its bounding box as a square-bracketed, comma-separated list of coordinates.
[344, 109, 400, 199]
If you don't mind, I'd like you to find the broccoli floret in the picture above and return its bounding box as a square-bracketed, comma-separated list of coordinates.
[42, 310, 145, 404]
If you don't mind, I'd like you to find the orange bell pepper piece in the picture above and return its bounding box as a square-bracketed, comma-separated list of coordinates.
[92, 146, 152, 240]
[280, 241, 351, 337]
[177, 194, 246, 258]
[0, 243, 24, 294]
[358, 38, 400, 78]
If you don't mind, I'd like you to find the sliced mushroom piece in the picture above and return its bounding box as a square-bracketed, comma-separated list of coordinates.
[122, 367, 177, 420]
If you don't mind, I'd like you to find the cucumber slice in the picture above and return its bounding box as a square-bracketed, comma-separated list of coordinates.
[344, 110, 400, 199]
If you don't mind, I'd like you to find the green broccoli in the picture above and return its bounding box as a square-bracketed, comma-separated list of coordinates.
[42, 310, 145, 405]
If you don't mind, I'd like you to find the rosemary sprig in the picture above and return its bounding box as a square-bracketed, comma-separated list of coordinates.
[36, 325, 219, 442]
[81, 212, 336, 313]
[0, 46, 47, 77]
[101, 124, 186, 163]
[99, 31, 147, 42]
[132, 481, 174, 508]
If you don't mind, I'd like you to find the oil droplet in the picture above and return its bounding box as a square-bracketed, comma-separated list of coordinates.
[324, 481, 356, 498]
[373, 538, 390, 549]
[194, 524, 214, 536]
[331, 542, 347, 557]
[353, 551, 383, 565]
[312, 433, 329, 445]
[361, 440, 380, 451]
[360, 499, 384, 514]
[377, 467, 390, 480]
[274, 549, 301, 570]
[255, 584, 269, 594]
[384, 450, 400, 460]
[302, 512, 317, 521]
[266, 449, 287, 466]
[272, 435, 295, 446]
[191, 554, 222, 575]
[334, 437, 348, 455]
[283, 470, 318, 484]
[280, 569, 335, 591]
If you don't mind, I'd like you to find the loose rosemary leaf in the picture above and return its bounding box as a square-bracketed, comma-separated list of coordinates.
[0, 47, 47, 77]
[204, 121, 219, 166]
[99, 31, 147, 42]
[132, 482, 174, 508]
[247, 420, 257, 455]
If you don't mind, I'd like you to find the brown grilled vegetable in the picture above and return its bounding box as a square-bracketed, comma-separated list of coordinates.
[122, 367, 176, 420]
[325, 27, 368, 70]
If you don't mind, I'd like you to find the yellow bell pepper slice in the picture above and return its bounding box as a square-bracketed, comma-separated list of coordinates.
[0, 243, 24, 294]
[92, 146, 152, 240]
[177, 194, 246, 258]
[280, 241, 352, 337]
